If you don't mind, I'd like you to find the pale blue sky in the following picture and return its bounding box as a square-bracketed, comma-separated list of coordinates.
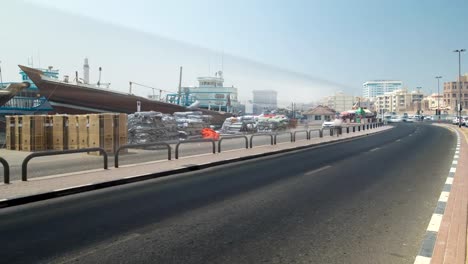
[2, 0, 468, 104]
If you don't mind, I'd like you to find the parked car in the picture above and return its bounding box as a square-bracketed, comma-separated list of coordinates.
[322, 121, 334, 128]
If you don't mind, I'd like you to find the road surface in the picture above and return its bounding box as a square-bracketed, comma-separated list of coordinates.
[0, 123, 456, 263]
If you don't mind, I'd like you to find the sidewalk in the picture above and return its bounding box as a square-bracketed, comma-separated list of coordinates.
[415, 125, 468, 264]
[0, 126, 391, 207]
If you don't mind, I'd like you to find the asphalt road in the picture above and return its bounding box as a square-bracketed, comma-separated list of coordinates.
[0, 123, 456, 264]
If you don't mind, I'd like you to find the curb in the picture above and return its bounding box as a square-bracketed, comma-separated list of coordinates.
[414, 125, 462, 264]
[0, 128, 391, 209]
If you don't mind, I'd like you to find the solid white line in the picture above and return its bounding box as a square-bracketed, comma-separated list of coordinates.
[446, 177, 454, 185]
[304, 165, 332, 176]
[426, 213, 443, 232]
[438, 191, 450, 202]
[414, 255, 431, 264]
[54, 183, 93, 192]
[450, 167, 457, 173]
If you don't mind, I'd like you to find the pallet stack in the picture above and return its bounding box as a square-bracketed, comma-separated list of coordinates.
[3, 113, 128, 153]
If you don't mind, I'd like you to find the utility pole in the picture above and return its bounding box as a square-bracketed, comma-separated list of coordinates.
[0, 60, 3, 88]
[454, 49, 465, 128]
[177, 66, 183, 105]
[435, 76, 442, 120]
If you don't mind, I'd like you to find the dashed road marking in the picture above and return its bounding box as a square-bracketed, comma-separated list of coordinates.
[304, 165, 332, 176]
[454, 155, 459, 159]
[369, 147, 380, 152]
[452, 160, 458, 165]
[450, 167, 456, 173]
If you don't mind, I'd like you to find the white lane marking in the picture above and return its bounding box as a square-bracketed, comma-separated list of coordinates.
[446, 177, 454, 185]
[450, 167, 457, 173]
[304, 165, 332, 176]
[455, 151, 460, 154]
[452, 160, 458, 165]
[369, 147, 380, 152]
[438, 191, 450, 202]
[414, 255, 431, 264]
[0, 198, 8, 202]
[123, 173, 151, 179]
[395, 139, 401, 142]
[454, 155, 459, 159]
[54, 183, 93, 192]
[426, 213, 443, 232]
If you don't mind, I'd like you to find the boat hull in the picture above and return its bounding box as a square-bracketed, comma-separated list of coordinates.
[19, 65, 229, 125]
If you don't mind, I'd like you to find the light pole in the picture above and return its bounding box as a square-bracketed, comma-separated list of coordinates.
[454, 49, 465, 128]
[417, 86, 422, 116]
[435, 76, 442, 120]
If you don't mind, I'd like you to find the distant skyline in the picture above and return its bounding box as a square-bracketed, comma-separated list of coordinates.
[2, 0, 468, 104]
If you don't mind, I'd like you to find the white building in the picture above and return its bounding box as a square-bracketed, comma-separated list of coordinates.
[374, 89, 424, 114]
[363, 80, 403, 99]
[320, 92, 355, 113]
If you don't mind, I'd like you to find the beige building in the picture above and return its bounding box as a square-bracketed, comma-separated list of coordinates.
[422, 93, 448, 113]
[443, 74, 468, 115]
[320, 92, 355, 113]
[375, 89, 424, 114]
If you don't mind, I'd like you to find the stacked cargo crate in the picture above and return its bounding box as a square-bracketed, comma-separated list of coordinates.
[3, 113, 128, 153]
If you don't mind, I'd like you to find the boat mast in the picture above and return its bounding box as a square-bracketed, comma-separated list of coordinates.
[177, 66, 183, 105]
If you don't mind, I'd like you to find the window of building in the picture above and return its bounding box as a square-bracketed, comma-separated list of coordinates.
[453, 93, 457, 98]
[314, 115, 322, 120]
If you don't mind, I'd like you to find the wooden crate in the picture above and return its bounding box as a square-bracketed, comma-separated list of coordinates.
[33, 116, 46, 151]
[14, 116, 22, 151]
[5, 116, 15, 150]
[67, 115, 79, 150]
[101, 113, 115, 153]
[44, 116, 53, 150]
[78, 115, 89, 149]
[21, 115, 32, 151]
[52, 115, 67, 150]
[114, 113, 128, 153]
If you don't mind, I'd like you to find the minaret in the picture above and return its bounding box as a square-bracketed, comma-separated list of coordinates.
[83, 58, 90, 84]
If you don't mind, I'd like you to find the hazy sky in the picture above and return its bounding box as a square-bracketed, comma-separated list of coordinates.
[2, 0, 468, 104]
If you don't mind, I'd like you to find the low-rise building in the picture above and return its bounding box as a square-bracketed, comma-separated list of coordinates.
[305, 105, 336, 125]
[374, 89, 424, 114]
[443, 74, 468, 115]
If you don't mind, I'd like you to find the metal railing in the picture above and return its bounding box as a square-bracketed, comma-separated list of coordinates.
[250, 134, 274, 148]
[175, 138, 216, 159]
[22, 148, 108, 181]
[293, 130, 309, 141]
[273, 132, 293, 144]
[218, 136, 249, 153]
[308, 129, 322, 139]
[115, 143, 171, 168]
[0, 157, 10, 184]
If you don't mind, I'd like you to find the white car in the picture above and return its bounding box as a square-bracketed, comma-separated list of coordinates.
[388, 116, 403, 123]
[322, 121, 334, 128]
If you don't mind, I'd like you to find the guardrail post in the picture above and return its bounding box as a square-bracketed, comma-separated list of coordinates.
[358, 126, 361, 132]
[218, 136, 249, 153]
[330, 129, 334, 136]
[115, 143, 171, 168]
[319, 129, 323, 138]
[250, 134, 274, 148]
[0, 158, 10, 184]
[293, 130, 309, 141]
[175, 139, 216, 159]
[22, 148, 108, 181]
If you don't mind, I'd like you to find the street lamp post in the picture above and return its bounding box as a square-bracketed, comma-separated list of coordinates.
[435, 76, 442, 120]
[417, 86, 422, 116]
[454, 49, 466, 128]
